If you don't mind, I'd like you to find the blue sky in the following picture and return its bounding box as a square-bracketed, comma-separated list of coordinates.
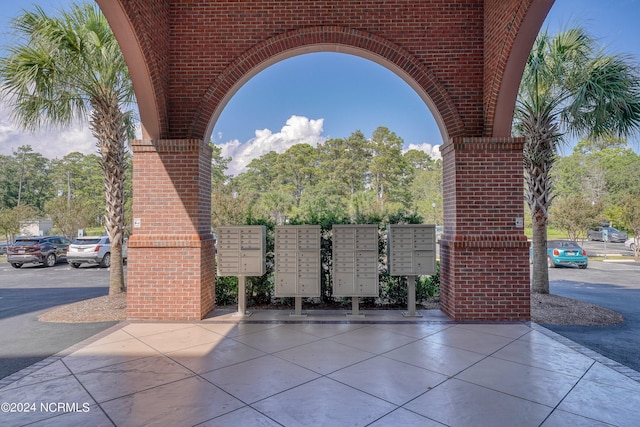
[1, 0, 639, 173]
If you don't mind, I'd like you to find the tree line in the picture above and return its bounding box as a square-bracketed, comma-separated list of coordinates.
[3, 132, 639, 252]
[550, 137, 640, 250]
[212, 126, 443, 229]
[0, 145, 132, 242]
[0, 123, 444, 244]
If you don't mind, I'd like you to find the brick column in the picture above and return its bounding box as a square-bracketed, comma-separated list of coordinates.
[439, 137, 530, 321]
[127, 139, 215, 320]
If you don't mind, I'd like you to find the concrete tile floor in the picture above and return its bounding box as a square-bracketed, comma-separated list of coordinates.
[1, 309, 639, 426]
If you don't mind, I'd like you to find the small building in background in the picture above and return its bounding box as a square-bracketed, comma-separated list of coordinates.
[19, 218, 53, 236]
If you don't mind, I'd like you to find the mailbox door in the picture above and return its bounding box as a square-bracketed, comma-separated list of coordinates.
[275, 273, 297, 296]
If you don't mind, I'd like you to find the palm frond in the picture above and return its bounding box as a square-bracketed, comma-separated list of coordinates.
[564, 53, 640, 138]
[0, 2, 135, 134]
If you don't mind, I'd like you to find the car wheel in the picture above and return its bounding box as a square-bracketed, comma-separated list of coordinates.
[100, 252, 111, 268]
[11, 263, 23, 269]
[579, 264, 588, 269]
[547, 256, 556, 268]
[70, 263, 81, 268]
[631, 243, 636, 251]
[44, 253, 56, 267]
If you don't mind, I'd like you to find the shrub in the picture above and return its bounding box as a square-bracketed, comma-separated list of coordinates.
[416, 261, 440, 300]
[378, 273, 408, 306]
[215, 276, 237, 306]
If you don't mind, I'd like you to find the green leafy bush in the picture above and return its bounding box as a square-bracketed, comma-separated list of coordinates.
[215, 276, 238, 306]
[417, 261, 440, 300]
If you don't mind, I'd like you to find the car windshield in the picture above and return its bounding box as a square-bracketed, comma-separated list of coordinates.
[605, 227, 619, 232]
[12, 239, 40, 246]
[551, 241, 581, 249]
[73, 238, 102, 245]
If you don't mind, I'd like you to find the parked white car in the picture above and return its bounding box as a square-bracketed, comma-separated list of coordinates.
[625, 237, 637, 252]
[67, 236, 128, 268]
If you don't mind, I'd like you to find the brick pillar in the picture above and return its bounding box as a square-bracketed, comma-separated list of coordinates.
[127, 139, 215, 320]
[439, 137, 530, 321]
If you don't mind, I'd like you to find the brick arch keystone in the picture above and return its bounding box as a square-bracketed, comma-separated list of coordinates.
[192, 26, 465, 143]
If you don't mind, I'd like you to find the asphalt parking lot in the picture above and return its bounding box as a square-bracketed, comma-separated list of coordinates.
[578, 239, 636, 257]
[0, 261, 117, 379]
[546, 258, 640, 373]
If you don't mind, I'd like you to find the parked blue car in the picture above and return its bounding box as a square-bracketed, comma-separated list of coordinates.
[547, 240, 588, 269]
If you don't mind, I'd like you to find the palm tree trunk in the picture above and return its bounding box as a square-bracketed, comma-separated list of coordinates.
[527, 159, 553, 294]
[17, 153, 25, 207]
[91, 95, 127, 295]
[531, 207, 549, 293]
[522, 106, 559, 294]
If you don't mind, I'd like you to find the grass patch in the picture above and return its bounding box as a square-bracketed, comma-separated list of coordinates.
[524, 227, 569, 239]
[82, 227, 105, 236]
[588, 255, 638, 262]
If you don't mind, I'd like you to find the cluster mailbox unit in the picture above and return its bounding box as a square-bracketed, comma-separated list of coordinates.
[332, 224, 379, 317]
[216, 225, 266, 316]
[216, 223, 437, 318]
[387, 224, 437, 316]
[274, 225, 321, 316]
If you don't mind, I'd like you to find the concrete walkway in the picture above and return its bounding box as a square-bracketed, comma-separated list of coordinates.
[1, 309, 639, 426]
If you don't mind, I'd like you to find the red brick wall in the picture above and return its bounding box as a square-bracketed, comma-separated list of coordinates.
[101, 0, 549, 142]
[166, 0, 486, 139]
[127, 139, 215, 320]
[440, 138, 530, 321]
[483, 0, 528, 136]
[97, 0, 171, 139]
[106, 0, 527, 140]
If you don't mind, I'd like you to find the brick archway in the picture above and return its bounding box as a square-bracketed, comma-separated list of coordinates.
[197, 26, 464, 144]
[97, 0, 555, 321]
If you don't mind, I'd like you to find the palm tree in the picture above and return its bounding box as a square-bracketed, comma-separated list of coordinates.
[515, 27, 640, 294]
[0, 3, 136, 295]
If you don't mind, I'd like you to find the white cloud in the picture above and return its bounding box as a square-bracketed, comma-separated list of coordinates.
[406, 142, 442, 160]
[0, 101, 144, 159]
[219, 115, 326, 175]
[0, 101, 97, 159]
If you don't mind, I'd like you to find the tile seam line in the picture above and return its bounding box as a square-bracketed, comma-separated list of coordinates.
[531, 323, 640, 383]
[535, 358, 598, 427]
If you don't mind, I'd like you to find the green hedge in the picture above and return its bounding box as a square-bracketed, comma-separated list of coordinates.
[214, 212, 440, 308]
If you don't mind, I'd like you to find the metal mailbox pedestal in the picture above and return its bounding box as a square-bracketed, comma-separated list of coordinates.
[333, 224, 379, 317]
[216, 226, 266, 317]
[387, 224, 437, 317]
[274, 225, 321, 317]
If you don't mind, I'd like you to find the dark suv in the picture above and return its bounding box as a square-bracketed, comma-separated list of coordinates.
[7, 236, 71, 268]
